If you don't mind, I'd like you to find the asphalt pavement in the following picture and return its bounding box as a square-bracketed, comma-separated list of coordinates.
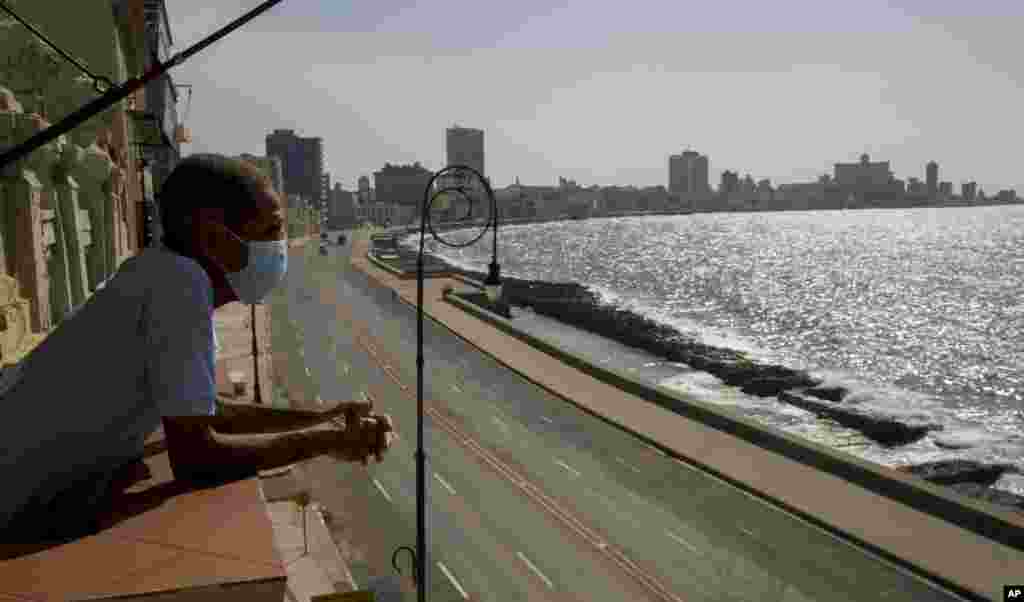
[268, 230, 969, 602]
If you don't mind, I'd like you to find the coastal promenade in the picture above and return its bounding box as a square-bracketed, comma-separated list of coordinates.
[348, 229, 1023, 601]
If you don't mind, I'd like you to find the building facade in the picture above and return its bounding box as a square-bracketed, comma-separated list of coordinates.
[446, 125, 484, 174]
[833, 154, 903, 206]
[668, 149, 710, 199]
[961, 181, 977, 202]
[327, 182, 357, 228]
[373, 162, 433, 217]
[926, 161, 939, 198]
[0, 0, 160, 362]
[265, 128, 323, 206]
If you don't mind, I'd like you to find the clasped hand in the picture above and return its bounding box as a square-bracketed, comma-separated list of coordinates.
[326, 400, 394, 465]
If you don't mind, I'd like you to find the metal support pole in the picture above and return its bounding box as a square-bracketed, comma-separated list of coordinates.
[401, 165, 499, 601]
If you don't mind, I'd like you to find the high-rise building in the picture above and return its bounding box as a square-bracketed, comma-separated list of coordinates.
[446, 125, 485, 175]
[356, 175, 373, 205]
[668, 150, 709, 197]
[926, 161, 939, 198]
[321, 172, 331, 209]
[961, 181, 977, 201]
[938, 181, 953, 199]
[266, 128, 324, 207]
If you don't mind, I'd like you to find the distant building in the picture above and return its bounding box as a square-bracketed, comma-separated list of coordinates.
[833, 153, 903, 206]
[328, 182, 357, 228]
[996, 189, 1018, 203]
[446, 125, 484, 175]
[266, 129, 324, 206]
[720, 170, 739, 195]
[926, 161, 939, 198]
[906, 177, 926, 196]
[357, 175, 372, 205]
[320, 172, 331, 210]
[669, 149, 710, 199]
[938, 181, 953, 199]
[961, 181, 977, 202]
[373, 162, 433, 216]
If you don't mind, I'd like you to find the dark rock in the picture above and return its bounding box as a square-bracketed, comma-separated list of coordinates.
[777, 391, 941, 447]
[947, 483, 1024, 511]
[899, 460, 1016, 486]
[804, 386, 850, 403]
[741, 377, 808, 397]
[424, 251, 943, 448]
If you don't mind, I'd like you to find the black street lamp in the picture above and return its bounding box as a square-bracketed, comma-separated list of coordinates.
[394, 165, 500, 601]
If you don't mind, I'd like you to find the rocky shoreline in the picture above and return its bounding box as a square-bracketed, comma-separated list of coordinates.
[390, 238, 1024, 512]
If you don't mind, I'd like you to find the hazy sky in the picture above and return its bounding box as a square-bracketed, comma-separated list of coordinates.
[167, 1, 1024, 192]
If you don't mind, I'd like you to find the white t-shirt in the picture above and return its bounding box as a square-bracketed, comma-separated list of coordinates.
[0, 244, 218, 530]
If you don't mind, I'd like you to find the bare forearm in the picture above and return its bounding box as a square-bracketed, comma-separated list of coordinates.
[214, 398, 343, 434]
[210, 428, 336, 472]
[167, 425, 336, 482]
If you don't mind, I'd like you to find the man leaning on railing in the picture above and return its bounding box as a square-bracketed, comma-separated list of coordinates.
[0, 155, 393, 545]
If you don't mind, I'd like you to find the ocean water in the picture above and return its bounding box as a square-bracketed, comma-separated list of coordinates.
[401, 207, 1024, 493]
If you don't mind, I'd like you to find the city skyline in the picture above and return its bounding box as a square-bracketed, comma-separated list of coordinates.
[167, 1, 1024, 193]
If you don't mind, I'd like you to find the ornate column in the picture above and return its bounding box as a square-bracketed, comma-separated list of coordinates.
[53, 144, 91, 309]
[22, 116, 75, 326]
[0, 88, 52, 334]
[69, 136, 114, 292]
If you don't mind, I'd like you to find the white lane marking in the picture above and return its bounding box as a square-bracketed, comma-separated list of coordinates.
[437, 562, 470, 599]
[616, 457, 642, 474]
[517, 551, 554, 589]
[739, 525, 757, 539]
[372, 478, 392, 503]
[646, 444, 668, 456]
[304, 366, 311, 376]
[554, 459, 581, 478]
[539, 415, 553, 424]
[666, 530, 699, 553]
[433, 472, 457, 495]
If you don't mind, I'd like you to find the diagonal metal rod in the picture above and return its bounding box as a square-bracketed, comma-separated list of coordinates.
[0, 0, 284, 171]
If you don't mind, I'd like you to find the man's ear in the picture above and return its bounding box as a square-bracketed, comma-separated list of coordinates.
[197, 220, 248, 273]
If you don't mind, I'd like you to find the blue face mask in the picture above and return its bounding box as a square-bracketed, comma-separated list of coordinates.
[225, 238, 288, 304]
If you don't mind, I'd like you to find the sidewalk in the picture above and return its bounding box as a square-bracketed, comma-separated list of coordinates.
[213, 302, 274, 404]
[213, 277, 359, 601]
